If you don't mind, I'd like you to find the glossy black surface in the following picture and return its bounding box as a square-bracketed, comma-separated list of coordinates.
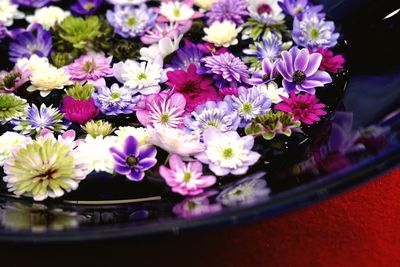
[1, 0, 400, 242]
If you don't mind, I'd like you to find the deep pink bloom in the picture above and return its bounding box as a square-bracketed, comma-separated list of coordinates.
[313, 48, 345, 73]
[62, 96, 100, 125]
[134, 91, 186, 128]
[66, 54, 113, 87]
[166, 64, 221, 112]
[219, 87, 239, 97]
[275, 92, 327, 125]
[185, 40, 228, 55]
[159, 154, 216, 196]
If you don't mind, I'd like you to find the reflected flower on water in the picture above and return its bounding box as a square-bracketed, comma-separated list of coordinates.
[173, 191, 222, 218]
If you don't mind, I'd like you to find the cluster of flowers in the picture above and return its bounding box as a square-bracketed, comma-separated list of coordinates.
[0, 0, 345, 201]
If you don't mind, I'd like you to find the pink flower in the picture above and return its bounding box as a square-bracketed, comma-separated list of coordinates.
[160, 154, 217, 196]
[66, 54, 113, 87]
[313, 48, 345, 74]
[0, 61, 31, 93]
[166, 64, 221, 112]
[184, 39, 228, 55]
[135, 91, 186, 128]
[219, 87, 239, 97]
[62, 96, 100, 125]
[275, 92, 327, 125]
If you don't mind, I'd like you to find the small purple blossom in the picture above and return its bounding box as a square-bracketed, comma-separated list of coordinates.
[243, 32, 291, 62]
[110, 135, 157, 182]
[200, 52, 249, 89]
[205, 0, 248, 26]
[167, 41, 204, 70]
[8, 24, 52, 62]
[278, 0, 326, 19]
[12, 0, 59, 8]
[248, 57, 278, 85]
[71, 0, 103, 15]
[159, 154, 216, 196]
[224, 87, 272, 127]
[140, 22, 192, 45]
[276, 47, 332, 94]
[93, 83, 139, 116]
[106, 4, 157, 39]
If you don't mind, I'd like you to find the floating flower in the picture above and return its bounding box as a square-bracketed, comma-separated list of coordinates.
[106, 4, 157, 39]
[93, 83, 138, 116]
[107, 0, 146, 4]
[75, 135, 118, 173]
[26, 6, 70, 30]
[141, 21, 191, 45]
[248, 0, 284, 25]
[0, 0, 24, 27]
[245, 110, 301, 140]
[196, 127, 261, 176]
[110, 135, 157, 181]
[292, 10, 339, 49]
[256, 81, 288, 104]
[219, 87, 239, 97]
[147, 123, 205, 157]
[173, 191, 222, 218]
[0, 94, 28, 124]
[71, 0, 103, 16]
[140, 33, 183, 65]
[113, 59, 165, 95]
[216, 172, 270, 206]
[168, 42, 204, 70]
[276, 47, 332, 94]
[12, 0, 57, 8]
[157, 0, 202, 22]
[27, 65, 72, 97]
[159, 154, 216, 196]
[194, 0, 219, 10]
[200, 52, 249, 88]
[203, 20, 241, 48]
[65, 83, 95, 101]
[9, 25, 53, 62]
[66, 54, 113, 87]
[115, 126, 150, 147]
[0, 132, 28, 167]
[0, 62, 31, 93]
[13, 104, 67, 135]
[248, 57, 278, 86]
[314, 48, 345, 74]
[275, 92, 327, 125]
[205, 0, 248, 26]
[224, 86, 272, 127]
[3, 134, 89, 201]
[166, 64, 220, 113]
[184, 101, 240, 135]
[62, 96, 99, 125]
[16, 54, 50, 73]
[82, 120, 115, 138]
[135, 91, 186, 128]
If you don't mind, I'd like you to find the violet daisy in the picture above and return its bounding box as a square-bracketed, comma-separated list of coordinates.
[205, 0, 249, 26]
[276, 47, 332, 94]
[110, 135, 157, 182]
[200, 52, 249, 89]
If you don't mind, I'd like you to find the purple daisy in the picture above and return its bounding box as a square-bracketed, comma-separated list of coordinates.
[110, 136, 157, 182]
[8, 24, 52, 62]
[70, 0, 103, 15]
[200, 52, 249, 89]
[276, 47, 332, 94]
[205, 0, 249, 26]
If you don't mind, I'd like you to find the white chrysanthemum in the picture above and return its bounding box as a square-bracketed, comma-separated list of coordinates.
[17, 55, 51, 73]
[115, 126, 150, 147]
[26, 6, 70, 30]
[75, 135, 118, 174]
[27, 65, 72, 97]
[256, 81, 288, 104]
[113, 60, 165, 95]
[147, 124, 205, 157]
[194, 0, 220, 10]
[160, 1, 195, 21]
[248, 0, 284, 25]
[0, 0, 24, 27]
[0, 132, 28, 167]
[203, 21, 241, 47]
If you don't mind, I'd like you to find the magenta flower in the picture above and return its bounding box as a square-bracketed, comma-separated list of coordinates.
[166, 64, 221, 112]
[110, 136, 157, 182]
[275, 92, 327, 125]
[159, 154, 216, 196]
[135, 91, 186, 128]
[276, 47, 332, 94]
[66, 54, 113, 87]
[312, 48, 345, 74]
[195, 42, 228, 55]
[62, 96, 100, 125]
[219, 87, 239, 98]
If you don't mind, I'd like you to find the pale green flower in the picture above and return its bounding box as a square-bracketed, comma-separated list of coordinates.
[82, 120, 115, 137]
[0, 93, 28, 124]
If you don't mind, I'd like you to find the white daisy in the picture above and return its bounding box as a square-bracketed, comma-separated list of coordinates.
[159, 1, 195, 22]
[26, 6, 70, 30]
[0, 0, 24, 27]
[0, 132, 28, 167]
[256, 81, 288, 104]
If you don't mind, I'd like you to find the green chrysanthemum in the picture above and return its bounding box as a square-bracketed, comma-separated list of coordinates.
[65, 82, 95, 100]
[3, 137, 89, 201]
[0, 93, 28, 124]
[245, 111, 301, 140]
[82, 120, 115, 138]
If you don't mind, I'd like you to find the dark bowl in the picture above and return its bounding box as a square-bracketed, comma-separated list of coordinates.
[0, 0, 399, 243]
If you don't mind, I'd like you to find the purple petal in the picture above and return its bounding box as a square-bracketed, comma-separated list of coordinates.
[276, 61, 293, 81]
[294, 49, 310, 72]
[308, 71, 333, 84]
[115, 165, 131, 175]
[282, 80, 297, 92]
[139, 146, 157, 160]
[304, 53, 323, 76]
[124, 136, 139, 157]
[281, 51, 294, 75]
[138, 158, 157, 170]
[262, 58, 273, 75]
[301, 80, 323, 89]
[127, 169, 145, 181]
[110, 147, 126, 161]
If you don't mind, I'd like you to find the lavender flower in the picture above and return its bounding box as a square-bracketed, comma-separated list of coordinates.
[71, 0, 103, 15]
[168, 41, 204, 70]
[93, 83, 139, 116]
[224, 87, 272, 127]
[200, 52, 249, 88]
[110, 135, 157, 182]
[140, 22, 191, 45]
[205, 0, 248, 26]
[248, 57, 278, 85]
[106, 4, 157, 39]
[8, 24, 52, 62]
[184, 101, 240, 135]
[12, 0, 59, 8]
[292, 10, 339, 49]
[276, 47, 332, 94]
[279, 0, 325, 19]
